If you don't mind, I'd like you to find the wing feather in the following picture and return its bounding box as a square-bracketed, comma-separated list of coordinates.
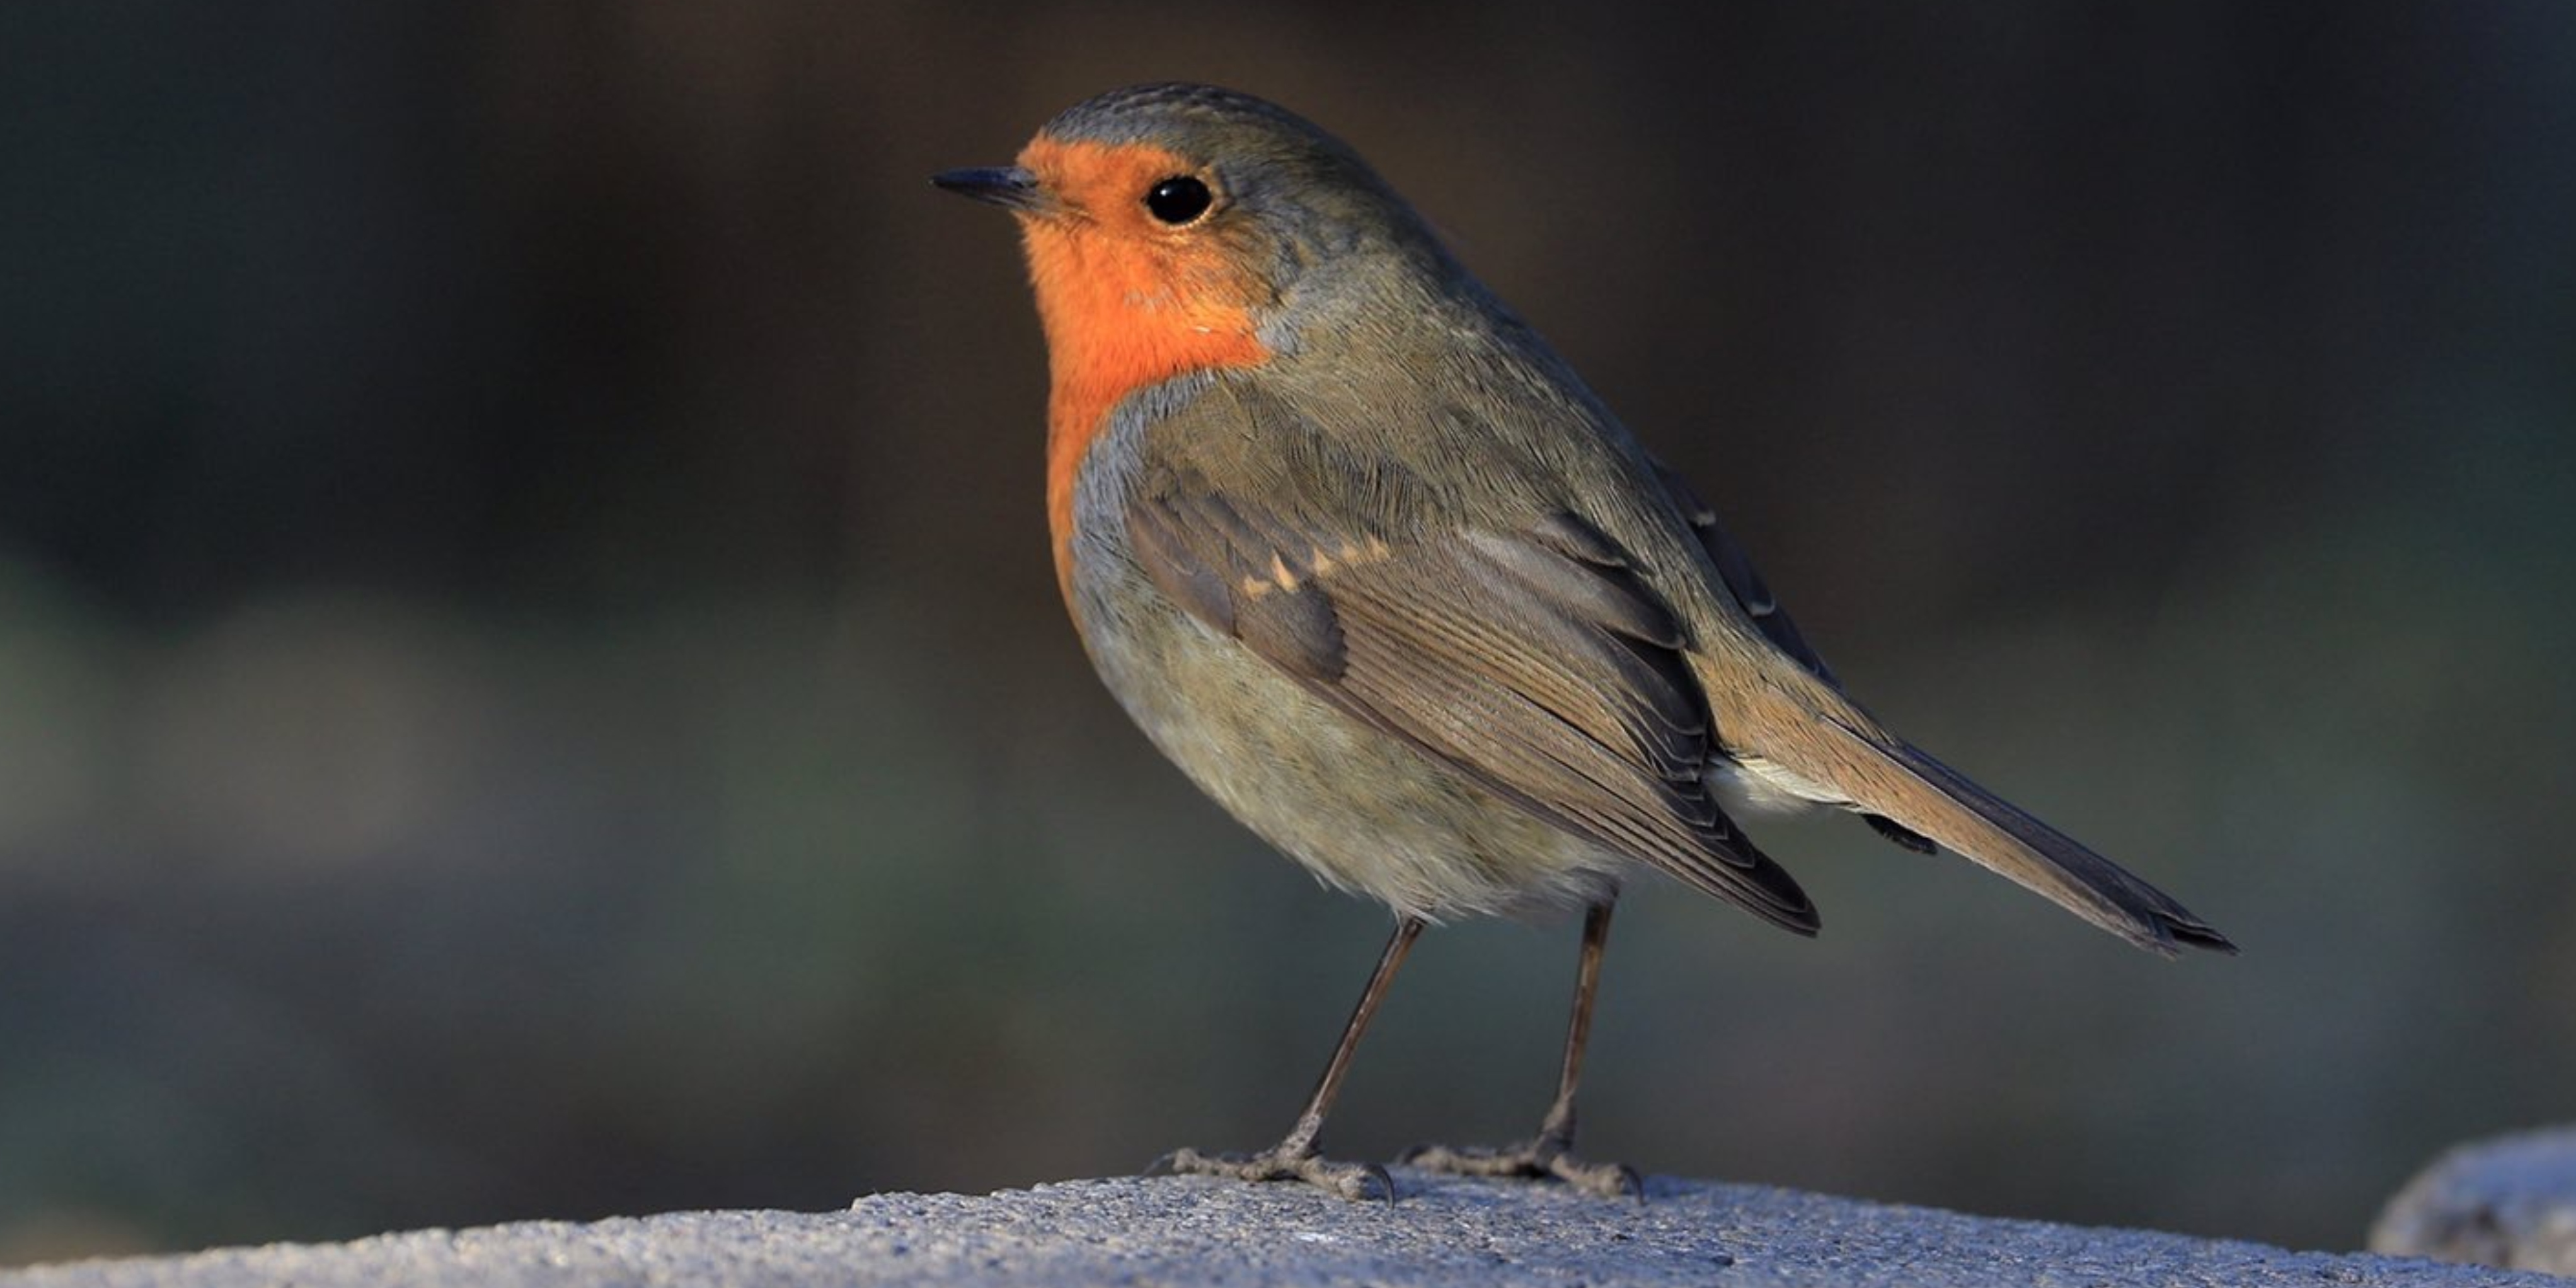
[1125, 475, 1817, 933]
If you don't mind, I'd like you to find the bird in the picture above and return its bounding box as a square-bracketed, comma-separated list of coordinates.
[931, 82, 2232, 1202]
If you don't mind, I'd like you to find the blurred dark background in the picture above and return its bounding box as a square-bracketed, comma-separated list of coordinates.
[4, 0, 2572, 1267]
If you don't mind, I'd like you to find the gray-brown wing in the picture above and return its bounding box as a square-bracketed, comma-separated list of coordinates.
[1647, 456, 1837, 682]
[1124, 477, 1818, 934]
[1647, 456, 1939, 856]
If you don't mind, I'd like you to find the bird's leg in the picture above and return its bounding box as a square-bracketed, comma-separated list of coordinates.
[1401, 899, 1642, 1198]
[1152, 916, 1424, 1202]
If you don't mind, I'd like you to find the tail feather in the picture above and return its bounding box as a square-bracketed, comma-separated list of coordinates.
[1739, 686, 2236, 955]
[1698, 648, 2232, 957]
[1868, 737, 2234, 957]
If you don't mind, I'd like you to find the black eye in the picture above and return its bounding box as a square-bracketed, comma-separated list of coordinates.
[1144, 175, 1213, 224]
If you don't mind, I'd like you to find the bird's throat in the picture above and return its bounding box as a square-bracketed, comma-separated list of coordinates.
[1021, 210, 1270, 607]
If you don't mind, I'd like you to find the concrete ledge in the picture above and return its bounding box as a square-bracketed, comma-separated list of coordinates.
[4, 1172, 2558, 1287]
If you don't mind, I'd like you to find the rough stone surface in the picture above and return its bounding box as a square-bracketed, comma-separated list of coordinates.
[5, 1172, 2560, 1287]
[2374, 1126, 2576, 1276]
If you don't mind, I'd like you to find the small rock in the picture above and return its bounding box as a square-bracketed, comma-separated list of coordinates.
[2373, 1125, 2576, 1275]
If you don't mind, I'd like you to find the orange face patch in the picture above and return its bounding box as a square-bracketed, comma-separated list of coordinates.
[1012, 137, 1274, 602]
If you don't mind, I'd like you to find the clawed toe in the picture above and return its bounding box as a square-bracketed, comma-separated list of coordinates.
[1400, 1139, 1640, 1199]
[1151, 1145, 1394, 1202]
[1546, 1153, 1643, 1200]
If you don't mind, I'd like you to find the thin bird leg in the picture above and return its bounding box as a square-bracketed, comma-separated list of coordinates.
[1280, 914, 1424, 1157]
[1536, 899, 1613, 1151]
[1401, 900, 1642, 1199]
[1153, 916, 1425, 1201]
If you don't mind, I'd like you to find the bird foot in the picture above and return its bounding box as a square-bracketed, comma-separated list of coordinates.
[1147, 1145, 1395, 1202]
[1398, 1137, 1642, 1199]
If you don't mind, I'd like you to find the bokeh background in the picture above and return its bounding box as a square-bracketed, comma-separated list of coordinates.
[5, 0, 2572, 1267]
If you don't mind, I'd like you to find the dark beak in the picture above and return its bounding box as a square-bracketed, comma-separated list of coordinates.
[931, 166, 1049, 214]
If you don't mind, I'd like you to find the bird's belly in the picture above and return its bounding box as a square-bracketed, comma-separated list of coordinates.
[1067, 550, 1621, 923]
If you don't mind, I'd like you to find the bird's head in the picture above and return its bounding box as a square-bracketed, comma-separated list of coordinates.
[935, 83, 1444, 401]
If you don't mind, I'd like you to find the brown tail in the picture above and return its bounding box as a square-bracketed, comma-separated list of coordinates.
[1723, 671, 2235, 956]
[1858, 735, 2234, 956]
[1698, 642, 2232, 956]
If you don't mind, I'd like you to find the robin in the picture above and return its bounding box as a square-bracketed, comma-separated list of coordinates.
[932, 83, 2231, 1202]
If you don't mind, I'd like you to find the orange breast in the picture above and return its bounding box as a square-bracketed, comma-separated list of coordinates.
[1016, 138, 1272, 611]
